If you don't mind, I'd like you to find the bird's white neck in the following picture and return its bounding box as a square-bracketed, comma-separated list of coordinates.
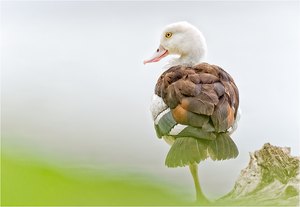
[166, 48, 206, 68]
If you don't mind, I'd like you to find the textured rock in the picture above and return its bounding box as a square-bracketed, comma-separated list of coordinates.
[218, 143, 299, 206]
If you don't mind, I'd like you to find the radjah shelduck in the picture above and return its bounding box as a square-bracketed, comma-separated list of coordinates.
[144, 21, 240, 204]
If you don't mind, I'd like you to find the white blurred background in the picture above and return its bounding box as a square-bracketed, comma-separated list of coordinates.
[1, 1, 300, 198]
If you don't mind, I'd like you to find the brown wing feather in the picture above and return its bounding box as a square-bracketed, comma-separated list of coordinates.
[155, 62, 239, 132]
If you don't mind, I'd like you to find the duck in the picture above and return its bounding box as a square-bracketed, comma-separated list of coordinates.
[144, 21, 240, 204]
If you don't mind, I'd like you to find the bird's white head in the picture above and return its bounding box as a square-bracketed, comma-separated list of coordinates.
[144, 21, 207, 67]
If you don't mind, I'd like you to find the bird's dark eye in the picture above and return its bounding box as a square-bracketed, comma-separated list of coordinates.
[156, 48, 159, 52]
[165, 32, 172, 38]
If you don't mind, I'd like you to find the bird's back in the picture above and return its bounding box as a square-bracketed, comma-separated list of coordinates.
[151, 63, 239, 167]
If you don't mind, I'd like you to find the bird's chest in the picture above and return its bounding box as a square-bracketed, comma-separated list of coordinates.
[150, 94, 168, 122]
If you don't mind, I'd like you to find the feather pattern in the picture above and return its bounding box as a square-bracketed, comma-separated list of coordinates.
[153, 62, 239, 167]
[155, 63, 239, 130]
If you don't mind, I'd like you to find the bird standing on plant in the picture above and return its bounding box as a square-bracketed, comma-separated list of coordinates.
[144, 22, 240, 204]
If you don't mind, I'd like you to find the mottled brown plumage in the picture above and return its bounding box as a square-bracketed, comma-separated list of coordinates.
[155, 62, 239, 133]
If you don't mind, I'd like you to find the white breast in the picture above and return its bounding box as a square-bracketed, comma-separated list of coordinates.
[150, 94, 168, 120]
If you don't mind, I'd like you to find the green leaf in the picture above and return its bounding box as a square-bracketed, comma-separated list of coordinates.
[165, 137, 209, 167]
[208, 133, 239, 160]
[165, 133, 238, 167]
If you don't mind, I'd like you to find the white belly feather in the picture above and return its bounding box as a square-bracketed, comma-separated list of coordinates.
[150, 94, 168, 120]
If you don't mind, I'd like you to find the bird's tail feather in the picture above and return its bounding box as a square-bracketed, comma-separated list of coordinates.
[165, 133, 238, 168]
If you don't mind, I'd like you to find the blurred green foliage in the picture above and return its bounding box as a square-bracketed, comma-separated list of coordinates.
[1, 152, 188, 206]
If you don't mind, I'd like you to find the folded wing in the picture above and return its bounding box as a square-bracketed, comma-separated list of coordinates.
[155, 63, 239, 133]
